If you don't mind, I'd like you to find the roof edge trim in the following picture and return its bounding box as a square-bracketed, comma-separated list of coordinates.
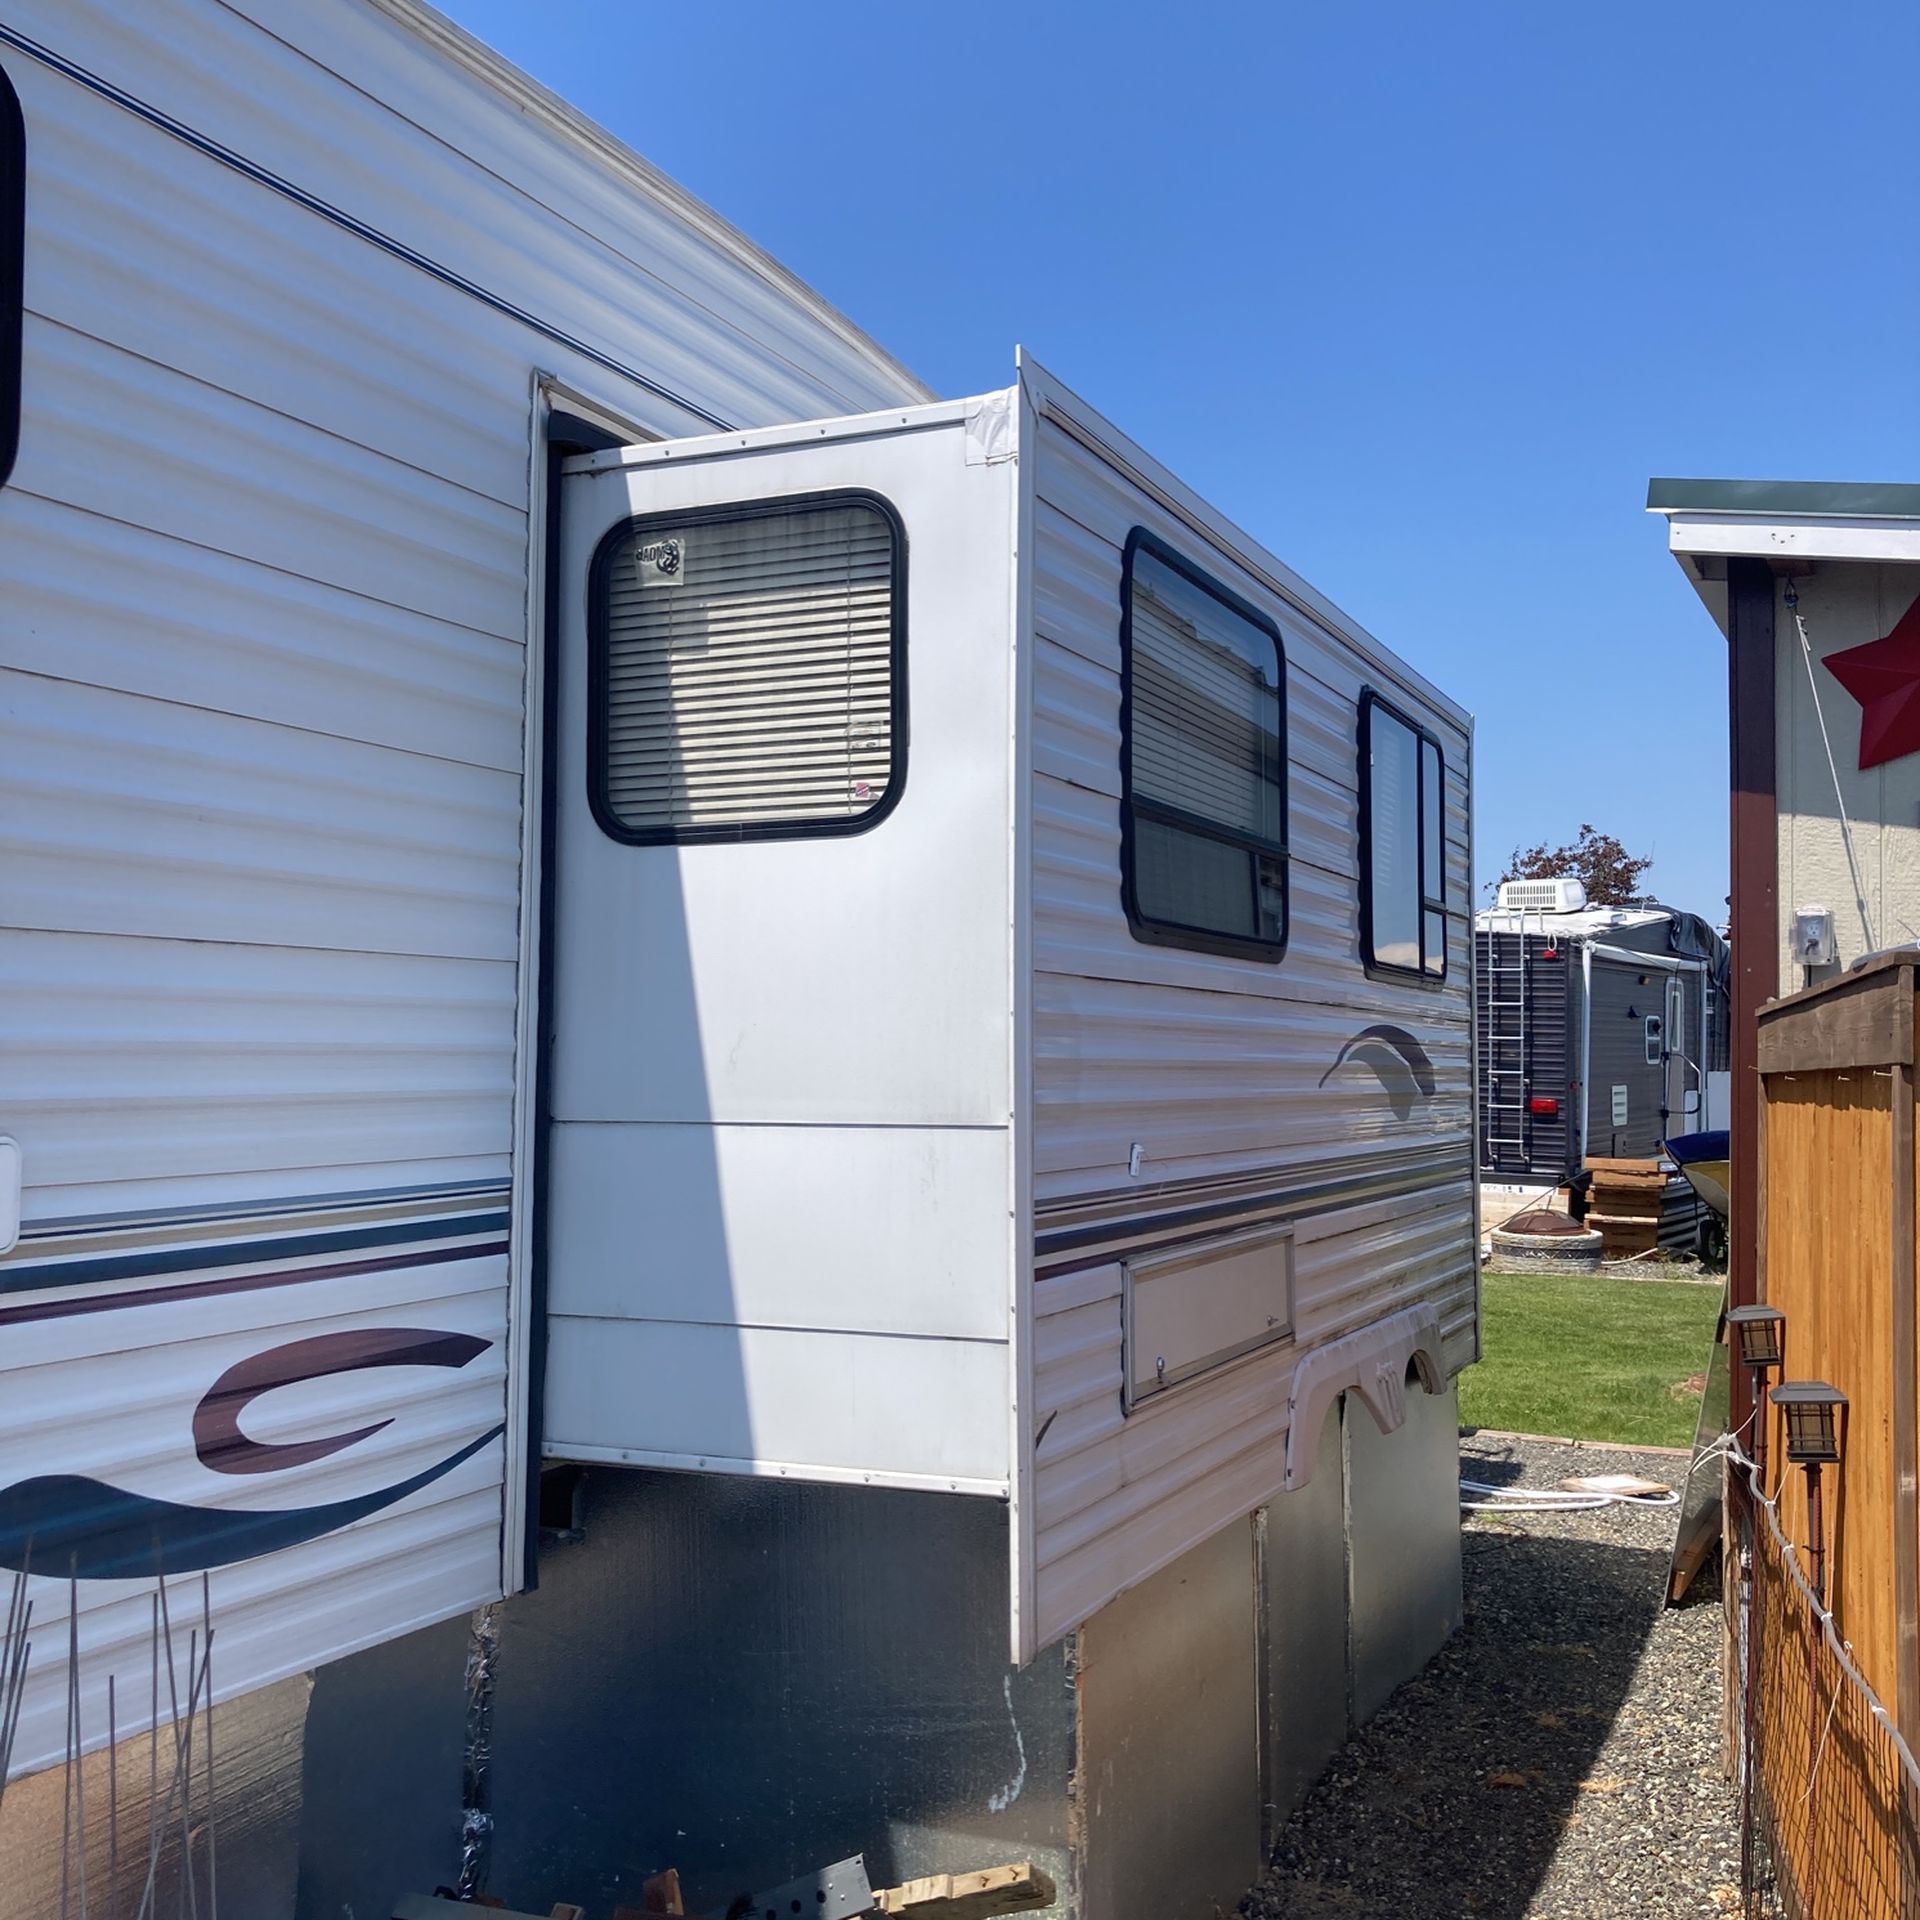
[357, 0, 934, 403]
[1648, 477, 1920, 521]
[1020, 350, 1472, 734]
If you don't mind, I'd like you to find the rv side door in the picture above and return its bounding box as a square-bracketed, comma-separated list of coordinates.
[1664, 974, 1697, 1124]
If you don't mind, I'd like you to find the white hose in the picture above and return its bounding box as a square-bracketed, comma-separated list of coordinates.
[1462, 1420, 1746, 1514]
[1460, 1476, 1680, 1514]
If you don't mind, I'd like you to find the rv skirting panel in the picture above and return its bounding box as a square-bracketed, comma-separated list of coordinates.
[1074, 1520, 1262, 1920]
[299, 1470, 1073, 1920]
[1346, 1378, 1464, 1722]
[298, 1399, 1464, 1919]
[1260, 1405, 1348, 1827]
[0, 1673, 311, 1920]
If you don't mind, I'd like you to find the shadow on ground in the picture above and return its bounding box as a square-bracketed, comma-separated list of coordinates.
[1456, 1443, 1530, 1489]
[1245, 1522, 1725, 1920]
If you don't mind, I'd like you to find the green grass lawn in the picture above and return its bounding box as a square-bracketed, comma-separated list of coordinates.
[1457, 1270, 1721, 1449]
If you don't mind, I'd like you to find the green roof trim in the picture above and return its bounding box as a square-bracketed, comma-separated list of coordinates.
[1647, 477, 1920, 519]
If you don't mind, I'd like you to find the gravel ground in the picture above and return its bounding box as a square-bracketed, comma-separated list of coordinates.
[1242, 1433, 1740, 1920]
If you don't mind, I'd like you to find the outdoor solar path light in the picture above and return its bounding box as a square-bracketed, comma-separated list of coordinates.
[1770, 1382, 1847, 1608]
[1728, 1305, 1786, 1486]
[1729, 1304, 1785, 1370]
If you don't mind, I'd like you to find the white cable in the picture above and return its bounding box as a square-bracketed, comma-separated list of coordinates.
[1788, 581, 1877, 953]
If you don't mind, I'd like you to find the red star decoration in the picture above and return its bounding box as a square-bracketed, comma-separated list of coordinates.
[1825, 590, 1920, 771]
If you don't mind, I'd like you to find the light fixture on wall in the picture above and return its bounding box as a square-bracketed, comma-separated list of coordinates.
[1770, 1381, 1847, 1607]
[1728, 1305, 1785, 1485]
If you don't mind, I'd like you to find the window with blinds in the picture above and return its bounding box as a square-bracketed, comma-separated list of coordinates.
[1120, 533, 1287, 958]
[1360, 691, 1447, 980]
[590, 493, 905, 843]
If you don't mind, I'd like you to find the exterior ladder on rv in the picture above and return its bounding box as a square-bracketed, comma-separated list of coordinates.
[1483, 911, 1535, 1171]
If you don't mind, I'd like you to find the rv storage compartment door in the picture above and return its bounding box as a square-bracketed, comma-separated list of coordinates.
[1124, 1223, 1294, 1410]
[542, 398, 1018, 1496]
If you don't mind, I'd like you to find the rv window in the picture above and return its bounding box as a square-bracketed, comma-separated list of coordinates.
[588, 491, 906, 844]
[1359, 692, 1447, 981]
[1120, 531, 1288, 959]
[0, 59, 22, 492]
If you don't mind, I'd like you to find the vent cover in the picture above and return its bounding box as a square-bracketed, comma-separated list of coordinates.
[595, 495, 902, 839]
[1496, 877, 1587, 913]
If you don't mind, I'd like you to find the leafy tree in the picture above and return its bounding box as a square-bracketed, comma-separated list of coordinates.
[1493, 823, 1654, 906]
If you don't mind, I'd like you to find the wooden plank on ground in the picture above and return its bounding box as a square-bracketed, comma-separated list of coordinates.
[874, 1863, 1057, 1920]
[1668, 1491, 1722, 1604]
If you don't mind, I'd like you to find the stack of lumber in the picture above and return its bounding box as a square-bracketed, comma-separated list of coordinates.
[1582, 1157, 1666, 1259]
[875, 1866, 1056, 1920]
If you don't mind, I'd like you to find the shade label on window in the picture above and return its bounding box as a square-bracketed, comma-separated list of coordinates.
[632, 535, 684, 583]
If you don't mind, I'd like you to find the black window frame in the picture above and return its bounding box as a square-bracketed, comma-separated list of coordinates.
[1119, 526, 1290, 963]
[0, 58, 23, 493]
[586, 487, 909, 848]
[1357, 688, 1449, 984]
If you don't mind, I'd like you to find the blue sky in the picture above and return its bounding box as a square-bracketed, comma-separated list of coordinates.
[447, 0, 1918, 917]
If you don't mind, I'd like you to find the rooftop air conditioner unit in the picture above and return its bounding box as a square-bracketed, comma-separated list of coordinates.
[1497, 877, 1587, 914]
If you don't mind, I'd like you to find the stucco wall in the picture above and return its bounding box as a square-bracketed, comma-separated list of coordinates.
[1775, 565, 1920, 982]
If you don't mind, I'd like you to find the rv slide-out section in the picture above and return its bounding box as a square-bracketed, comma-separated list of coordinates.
[543, 359, 1477, 1661]
[0, 0, 924, 1782]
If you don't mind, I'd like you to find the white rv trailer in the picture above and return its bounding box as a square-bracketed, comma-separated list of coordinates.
[0, 0, 1477, 1905]
[0, 0, 929, 1786]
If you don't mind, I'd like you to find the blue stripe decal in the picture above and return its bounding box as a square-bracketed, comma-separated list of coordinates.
[0, 1425, 506, 1579]
[0, 1210, 510, 1298]
[20, 1178, 508, 1240]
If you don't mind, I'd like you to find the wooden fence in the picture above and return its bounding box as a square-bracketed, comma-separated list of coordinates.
[1749, 949, 1920, 1911]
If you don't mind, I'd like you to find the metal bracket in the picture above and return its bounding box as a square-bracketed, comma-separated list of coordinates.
[745, 1855, 874, 1920]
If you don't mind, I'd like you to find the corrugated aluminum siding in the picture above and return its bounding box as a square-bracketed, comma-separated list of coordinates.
[1023, 404, 1476, 1650]
[0, 0, 922, 1779]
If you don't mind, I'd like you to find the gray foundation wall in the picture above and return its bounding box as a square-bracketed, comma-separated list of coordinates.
[0, 1674, 310, 1920]
[1077, 1520, 1261, 1920]
[271, 1382, 1462, 1920]
[1261, 1397, 1349, 1827]
[1064, 1382, 1464, 1920]
[298, 1471, 1073, 1920]
[1346, 1378, 1465, 1724]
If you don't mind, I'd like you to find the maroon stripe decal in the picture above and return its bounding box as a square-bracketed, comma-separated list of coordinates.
[193, 1328, 492, 1475]
[0, 1239, 510, 1329]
